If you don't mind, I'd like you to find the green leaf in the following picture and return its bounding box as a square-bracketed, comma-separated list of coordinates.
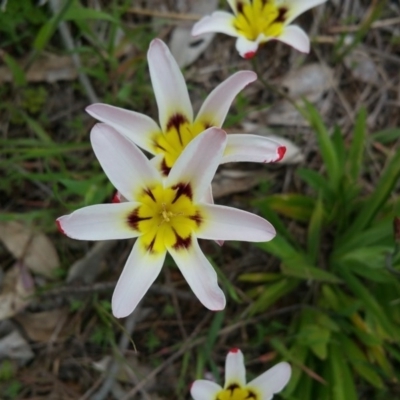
[307, 194, 324, 263]
[261, 194, 315, 222]
[337, 267, 398, 340]
[372, 128, 400, 144]
[339, 334, 384, 389]
[304, 101, 341, 191]
[331, 125, 346, 166]
[329, 343, 358, 400]
[281, 260, 341, 284]
[249, 278, 299, 315]
[347, 107, 366, 183]
[342, 148, 400, 240]
[297, 168, 333, 197]
[3, 53, 26, 86]
[63, 4, 118, 23]
[298, 324, 331, 360]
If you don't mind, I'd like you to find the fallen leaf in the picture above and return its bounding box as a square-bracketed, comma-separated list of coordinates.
[0, 54, 77, 83]
[0, 264, 34, 320]
[0, 330, 34, 364]
[15, 308, 70, 342]
[266, 63, 334, 126]
[344, 48, 380, 85]
[0, 221, 59, 278]
[67, 240, 117, 284]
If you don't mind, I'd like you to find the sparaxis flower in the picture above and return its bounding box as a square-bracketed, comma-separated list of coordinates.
[192, 0, 327, 59]
[86, 39, 285, 177]
[191, 348, 291, 400]
[57, 125, 276, 318]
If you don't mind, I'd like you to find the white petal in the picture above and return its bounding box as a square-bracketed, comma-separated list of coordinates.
[226, 0, 250, 14]
[285, 0, 327, 25]
[85, 104, 158, 153]
[165, 128, 227, 202]
[196, 71, 257, 128]
[248, 362, 292, 398]
[168, 238, 226, 311]
[277, 25, 310, 53]
[57, 203, 141, 240]
[197, 204, 276, 242]
[222, 134, 285, 164]
[192, 11, 238, 37]
[235, 36, 260, 59]
[90, 124, 160, 201]
[112, 240, 166, 318]
[191, 380, 221, 400]
[147, 39, 193, 132]
[225, 349, 246, 387]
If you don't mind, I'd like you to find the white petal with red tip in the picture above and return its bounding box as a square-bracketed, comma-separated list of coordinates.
[191, 380, 221, 400]
[166, 128, 227, 202]
[85, 104, 158, 153]
[168, 238, 226, 311]
[225, 349, 246, 388]
[248, 362, 292, 398]
[112, 240, 166, 318]
[196, 71, 257, 128]
[192, 11, 238, 37]
[197, 204, 276, 242]
[285, 0, 327, 25]
[148, 39, 193, 132]
[57, 203, 141, 241]
[90, 124, 160, 201]
[235, 36, 260, 58]
[277, 25, 310, 53]
[222, 134, 284, 164]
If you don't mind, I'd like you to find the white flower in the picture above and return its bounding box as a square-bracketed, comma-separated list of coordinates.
[57, 127, 276, 318]
[86, 39, 284, 177]
[192, 0, 327, 58]
[191, 348, 291, 400]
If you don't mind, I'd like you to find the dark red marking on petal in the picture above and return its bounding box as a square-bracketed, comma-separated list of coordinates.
[56, 220, 65, 235]
[147, 236, 156, 253]
[244, 51, 256, 59]
[276, 146, 286, 162]
[161, 158, 171, 176]
[144, 187, 156, 202]
[229, 348, 240, 354]
[172, 229, 192, 250]
[127, 209, 152, 230]
[237, 1, 244, 13]
[172, 182, 193, 203]
[189, 211, 202, 227]
[112, 192, 121, 203]
[166, 113, 188, 146]
[276, 7, 288, 23]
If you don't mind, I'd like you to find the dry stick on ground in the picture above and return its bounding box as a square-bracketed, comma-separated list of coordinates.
[121, 304, 305, 399]
[49, 0, 99, 104]
[91, 306, 152, 400]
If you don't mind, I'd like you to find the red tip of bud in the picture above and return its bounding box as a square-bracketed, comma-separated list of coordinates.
[112, 192, 121, 203]
[56, 220, 65, 235]
[229, 348, 240, 354]
[244, 51, 256, 59]
[276, 146, 286, 162]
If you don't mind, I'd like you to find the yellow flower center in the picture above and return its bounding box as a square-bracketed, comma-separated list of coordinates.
[127, 183, 202, 254]
[233, 0, 287, 41]
[151, 114, 209, 174]
[216, 384, 258, 400]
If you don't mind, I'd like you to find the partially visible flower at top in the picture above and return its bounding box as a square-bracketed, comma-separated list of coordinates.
[86, 39, 285, 177]
[192, 0, 327, 59]
[57, 126, 276, 318]
[191, 348, 291, 400]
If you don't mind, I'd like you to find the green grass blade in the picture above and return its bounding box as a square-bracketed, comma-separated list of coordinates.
[348, 107, 367, 183]
[304, 101, 341, 191]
